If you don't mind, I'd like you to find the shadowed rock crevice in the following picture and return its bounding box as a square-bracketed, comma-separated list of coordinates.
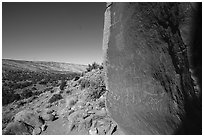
[151, 3, 201, 134]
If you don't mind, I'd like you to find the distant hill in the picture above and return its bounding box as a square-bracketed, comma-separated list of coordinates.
[2, 59, 87, 106]
[2, 59, 87, 73]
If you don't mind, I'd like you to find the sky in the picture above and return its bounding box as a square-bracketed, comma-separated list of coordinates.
[2, 2, 106, 65]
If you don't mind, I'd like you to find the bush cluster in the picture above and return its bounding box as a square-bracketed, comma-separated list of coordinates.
[79, 70, 106, 101]
[2, 88, 44, 106]
[21, 89, 33, 99]
[2, 91, 21, 106]
[86, 62, 103, 73]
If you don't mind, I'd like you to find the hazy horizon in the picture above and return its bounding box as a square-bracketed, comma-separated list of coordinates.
[2, 2, 106, 65]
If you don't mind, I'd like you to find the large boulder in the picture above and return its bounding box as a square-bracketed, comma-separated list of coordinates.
[40, 109, 56, 121]
[3, 110, 45, 135]
[2, 121, 32, 135]
[103, 2, 201, 135]
[12, 110, 44, 135]
[65, 95, 78, 109]
[14, 110, 44, 128]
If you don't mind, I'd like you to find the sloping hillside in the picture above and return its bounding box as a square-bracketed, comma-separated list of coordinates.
[2, 59, 87, 106]
[2, 69, 124, 135]
[2, 59, 87, 73]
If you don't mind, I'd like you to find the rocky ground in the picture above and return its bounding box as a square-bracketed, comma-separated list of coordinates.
[2, 69, 125, 135]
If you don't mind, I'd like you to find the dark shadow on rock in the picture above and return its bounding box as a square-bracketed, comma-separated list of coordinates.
[175, 3, 202, 135]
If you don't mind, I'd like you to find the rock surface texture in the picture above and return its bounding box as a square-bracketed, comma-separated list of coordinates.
[103, 2, 201, 135]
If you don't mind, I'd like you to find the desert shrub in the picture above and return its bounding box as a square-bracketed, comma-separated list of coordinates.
[39, 80, 48, 85]
[50, 90, 54, 93]
[99, 65, 103, 70]
[18, 81, 33, 89]
[60, 80, 66, 90]
[10, 81, 33, 90]
[2, 91, 21, 106]
[31, 96, 38, 101]
[88, 85, 106, 100]
[79, 78, 90, 89]
[98, 99, 106, 108]
[86, 62, 102, 72]
[89, 84, 106, 100]
[17, 100, 27, 107]
[32, 87, 37, 90]
[66, 90, 71, 95]
[32, 90, 43, 96]
[45, 103, 52, 108]
[21, 89, 33, 99]
[14, 94, 21, 101]
[44, 87, 53, 92]
[79, 70, 106, 101]
[73, 76, 80, 81]
[48, 93, 63, 104]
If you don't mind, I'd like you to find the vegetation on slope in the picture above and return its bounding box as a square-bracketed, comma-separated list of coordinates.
[2, 59, 86, 106]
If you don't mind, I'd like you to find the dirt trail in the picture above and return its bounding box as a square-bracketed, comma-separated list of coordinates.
[41, 112, 124, 135]
[41, 117, 75, 135]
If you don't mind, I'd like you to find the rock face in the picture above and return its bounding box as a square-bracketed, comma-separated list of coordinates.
[103, 3, 201, 134]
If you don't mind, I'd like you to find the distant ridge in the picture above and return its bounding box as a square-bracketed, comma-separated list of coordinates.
[2, 59, 87, 73]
